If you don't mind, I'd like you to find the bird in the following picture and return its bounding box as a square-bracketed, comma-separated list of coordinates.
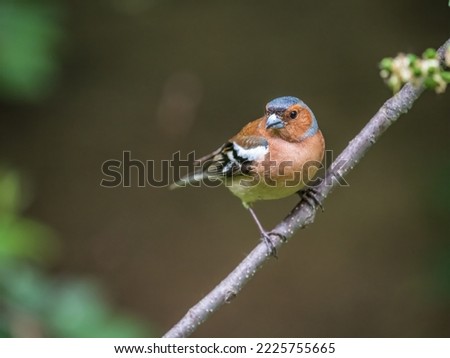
[170, 96, 325, 254]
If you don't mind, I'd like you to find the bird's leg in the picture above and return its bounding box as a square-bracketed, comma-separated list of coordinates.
[247, 207, 286, 257]
[297, 184, 325, 212]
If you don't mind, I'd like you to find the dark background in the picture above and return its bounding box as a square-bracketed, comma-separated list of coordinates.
[1, 0, 449, 337]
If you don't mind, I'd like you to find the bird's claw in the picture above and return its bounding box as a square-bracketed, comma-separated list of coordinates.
[261, 231, 286, 258]
[298, 187, 325, 212]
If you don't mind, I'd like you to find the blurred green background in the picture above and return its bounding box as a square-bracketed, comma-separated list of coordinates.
[0, 0, 449, 337]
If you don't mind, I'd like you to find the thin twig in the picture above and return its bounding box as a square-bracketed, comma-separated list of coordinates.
[163, 38, 450, 338]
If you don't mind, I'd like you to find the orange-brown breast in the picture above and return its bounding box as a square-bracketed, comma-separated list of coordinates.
[256, 130, 325, 188]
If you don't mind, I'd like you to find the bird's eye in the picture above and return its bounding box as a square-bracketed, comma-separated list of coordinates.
[289, 110, 298, 119]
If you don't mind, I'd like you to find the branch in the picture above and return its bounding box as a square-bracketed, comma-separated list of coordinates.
[163, 38, 450, 338]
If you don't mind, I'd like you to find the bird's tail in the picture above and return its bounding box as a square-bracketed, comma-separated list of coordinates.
[169, 143, 229, 190]
[169, 169, 209, 190]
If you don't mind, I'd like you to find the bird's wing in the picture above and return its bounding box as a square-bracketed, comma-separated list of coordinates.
[170, 135, 268, 189]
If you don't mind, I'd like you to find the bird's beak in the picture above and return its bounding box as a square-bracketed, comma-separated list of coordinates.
[265, 113, 284, 129]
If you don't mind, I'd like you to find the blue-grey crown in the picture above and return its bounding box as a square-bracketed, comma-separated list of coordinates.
[266, 96, 304, 112]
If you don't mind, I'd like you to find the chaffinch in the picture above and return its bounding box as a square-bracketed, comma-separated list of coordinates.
[171, 96, 325, 253]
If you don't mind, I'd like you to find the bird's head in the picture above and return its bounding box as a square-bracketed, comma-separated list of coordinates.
[264, 96, 318, 141]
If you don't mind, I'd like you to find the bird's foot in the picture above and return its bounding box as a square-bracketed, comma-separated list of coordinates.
[298, 186, 325, 212]
[260, 231, 286, 258]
